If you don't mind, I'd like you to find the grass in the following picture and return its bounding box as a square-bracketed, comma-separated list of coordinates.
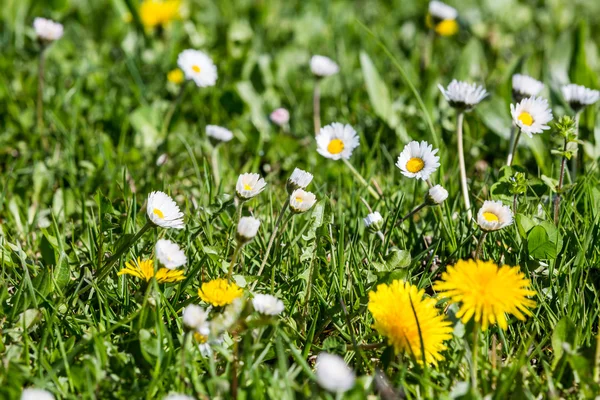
[2, 0, 600, 398]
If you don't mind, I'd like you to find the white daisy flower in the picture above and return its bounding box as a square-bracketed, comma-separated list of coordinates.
[428, 1, 457, 21]
[22, 388, 54, 400]
[270, 108, 290, 126]
[287, 168, 313, 193]
[33, 18, 63, 42]
[182, 304, 210, 334]
[236, 173, 267, 200]
[163, 394, 194, 400]
[477, 200, 513, 232]
[315, 352, 356, 393]
[510, 96, 553, 138]
[206, 125, 233, 142]
[438, 80, 488, 110]
[289, 189, 317, 214]
[363, 211, 383, 233]
[310, 55, 340, 77]
[316, 123, 360, 160]
[427, 185, 448, 205]
[237, 216, 260, 243]
[156, 239, 187, 269]
[512, 74, 544, 101]
[147, 191, 184, 229]
[177, 49, 217, 88]
[252, 293, 284, 316]
[194, 333, 223, 357]
[396, 141, 440, 181]
[561, 84, 600, 112]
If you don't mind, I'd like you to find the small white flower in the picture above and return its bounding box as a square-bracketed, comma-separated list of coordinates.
[21, 388, 54, 400]
[428, 1, 457, 20]
[310, 55, 339, 77]
[561, 84, 600, 112]
[147, 191, 185, 229]
[315, 352, 356, 393]
[195, 333, 223, 357]
[363, 212, 383, 228]
[177, 49, 217, 88]
[289, 189, 317, 213]
[163, 394, 194, 400]
[206, 125, 233, 142]
[396, 141, 440, 181]
[477, 200, 513, 232]
[438, 80, 488, 110]
[236, 173, 267, 200]
[287, 168, 313, 193]
[512, 74, 544, 100]
[156, 239, 187, 269]
[252, 293, 284, 316]
[182, 305, 210, 334]
[316, 123, 360, 160]
[510, 96, 553, 138]
[427, 185, 448, 205]
[237, 217, 260, 242]
[270, 108, 290, 126]
[33, 18, 63, 42]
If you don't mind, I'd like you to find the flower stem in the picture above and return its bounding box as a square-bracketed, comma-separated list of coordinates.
[180, 330, 190, 391]
[227, 245, 242, 281]
[508, 128, 522, 167]
[37, 48, 48, 149]
[456, 112, 472, 220]
[255, 198, 290, 280]
[210, 145, 221, 188]
[313, 80, 321, 136]
[397, 202, 427, 225]
[376, 230, 385, 243]
[554, 138, 568, 225]
[475, 231, 488, 261]
[571, 111, 581, 180]
[506, 123, 517, 166]
[471, 322, 480, 392]
[342, 158, 381, 200]
[161, 81, 188, 153]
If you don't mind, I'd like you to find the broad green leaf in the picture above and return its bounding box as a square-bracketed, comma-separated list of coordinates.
[360, 52, 396, 128]
[527, 225, 557, 259]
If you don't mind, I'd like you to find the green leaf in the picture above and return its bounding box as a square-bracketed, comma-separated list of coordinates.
[527, 225, 557, 259]
[552, 316, 576, 366]
[360, 52, 396, 129]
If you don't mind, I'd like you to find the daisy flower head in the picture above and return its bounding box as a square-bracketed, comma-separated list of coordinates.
[368, 280, 453, 365]
[315, 352, 356, 393]
[22, 388, 54, 400]
[287, 168, 313, 193]
[252, 293, 284, 316]
[198, 278, 243, 307]
[163, 394, 194, 400]
[438, 80, 488, 110]
[33, 18, 64, 42]
[270, 108, 290, 126]
[177, 49, 217, 88]
[426, 184, 448, 205]
[237, 216, 261, 243]
[310, 55, 339, 78]
[427, 1, 458, 37]
[396, 141, 440, 181]
[561, 84, 600, 112]
[510, 96, 553, 138]
[155, 239, 187, 269]
[316, 123, 360, 160]
[147, 191, 184, 229]
[236, 173, 267, 200]
[139, 0, 180, 29]
[477, 200, 513, 232]
[193, 332, 223, 357]
[118, 258, 185, 283]
[512, 74, 544, 102]
[434, 259, 536, 331]
[167, 69, 184, 85]
[289, 189, 317, 214]
[363, 211, 383, 233]
[206, 125, 233, 143]
[182, 304, 210, 334]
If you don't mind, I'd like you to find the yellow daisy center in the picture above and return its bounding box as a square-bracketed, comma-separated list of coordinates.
[153, 208, 165, 219]
[327, 139, 345, 155]
[518, 111, 534, 126]
[192, 65, 201, 73]
[295, 196, 303, 203]
[483, 212, 499, 222]
[406, 157, 425, 173]
[435, 19, 459, 37]
[194, 332, 208, 344]
[243, 183, 253, 191]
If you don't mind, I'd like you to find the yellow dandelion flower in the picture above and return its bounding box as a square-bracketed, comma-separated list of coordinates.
[433, 259, 536, 331]
[139, 0, 181, 29]
[368, 280, 453, 365]
[198, 279, 243, 307]
[118, 257, 185, 283]
[167, 68, 184, 85]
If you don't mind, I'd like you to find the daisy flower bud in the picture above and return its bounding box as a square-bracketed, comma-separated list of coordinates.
[237, 216, 261, 243]
[155, 239, 187, 269]
[22, 388, 54, 400]
[182, 304, 209, 334]
[316, 123, 359, 160]
[270, 108, 290, 126]
[438, 79, 488, 111]
[510, 96, 553, 138]
[206, 125, 233, 143]
[396, 141, 440, 181]
[147, 191, 185, 229]
[163, 395, 194, 400]
[252, 293, 284, 316]
[561, 84, 600, 113]
[177, 49, 217, 88]
[289, 189, 317, 214]
[426, 185, 448, 205]
[33, 18, 64, 42]
[315, 352, 356, 393]
[363, 211, 383, 233]
[477, 200, 513, 232]
[236, 173, 267, 200]
[310, 55, 339, 77]
[286, 168, 313, 193]
[512, 74, 544, 102]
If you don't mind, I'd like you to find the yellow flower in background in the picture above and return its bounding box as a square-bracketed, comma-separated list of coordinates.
[118, 257, 185, 283]
[167, 69, 184, 84]
[434, 260, 536, 331]
[434, 19, 458, 36]
[368, 280, 453, 365]
[140, 0, 181, 29]
[427, 1, 459, 37]
[198, 279, 243, 307]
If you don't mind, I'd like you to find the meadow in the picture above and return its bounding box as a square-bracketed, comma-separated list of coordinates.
[2, 0, 600, 398]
